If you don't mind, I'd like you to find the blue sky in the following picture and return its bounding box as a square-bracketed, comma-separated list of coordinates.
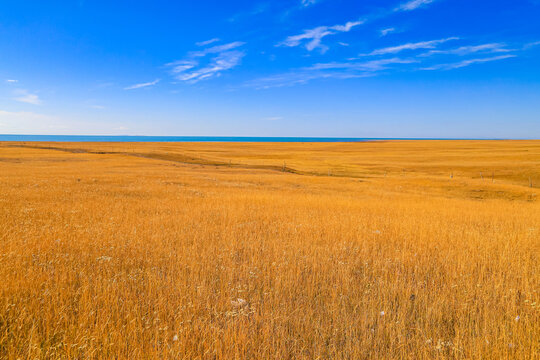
[0, 0, 539, 138]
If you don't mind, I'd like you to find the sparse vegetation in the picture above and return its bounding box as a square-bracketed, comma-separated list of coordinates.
[0, 141, 538, 359]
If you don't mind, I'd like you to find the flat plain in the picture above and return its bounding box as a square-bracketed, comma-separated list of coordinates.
[0, 140, 538, 359]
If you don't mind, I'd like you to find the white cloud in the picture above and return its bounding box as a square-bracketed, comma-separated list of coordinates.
[247, 57, 415, 89]
[167, 41, 246, 83]
[124, 79, 160, 90]
[6, 79, 18, 83]
[196, 38, 220, 47]
[176, 51, 245, 82]
[421, 54, 517, 70]
[280, 26, 333, 52]
[309, 57, 418, 72]
[190, 41, 245, 57]
[247, 71, 368, 89]
[523, 41, 540, 49]
[364, 37, 459, 56]
[420, 43, 511, 56]
[13, 89, 42, 105]
[264, 116, 284, 121]
[380, 28, 396, 37]
[167, 59, 198, 74]
[332, 21, 362, 32]
[397, 0, 435, 11]
[301, 0, 318, 6]
[277, 20, 364, 53]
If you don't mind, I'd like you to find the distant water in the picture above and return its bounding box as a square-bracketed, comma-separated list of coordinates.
[0, 135, 457, 142]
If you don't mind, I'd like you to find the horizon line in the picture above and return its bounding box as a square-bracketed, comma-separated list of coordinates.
[1, 134, 539, 142]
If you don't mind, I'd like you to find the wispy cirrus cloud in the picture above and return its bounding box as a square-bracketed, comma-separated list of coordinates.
[523, 40, 540, 49]
[167, 41, 246, 83]
[6, 79, 18, 83]
[301, 0, 319, 7]
[276, 0, 439, 55]
[421, 54, 517, 70]
[380, 28, 396, 37]
[363, 37, 459, 56]
[249, 37, 525, 88]
[174, 51, 245, 82]
[419, 43, 511, 57]
[277, 20, 364, 53]
[247, 57, 415, 88]
[124, 79, 160, 90]
[190, 41, 245, 57]
[309, 57, 418, 71]
[246, 70, 368, 89]
[13, 89, 42, 105]
[196, 38, 220, 47]
[396, 0, 435, 11]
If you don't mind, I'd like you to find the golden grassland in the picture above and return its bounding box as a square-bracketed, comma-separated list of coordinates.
[0, 140, 538, 359]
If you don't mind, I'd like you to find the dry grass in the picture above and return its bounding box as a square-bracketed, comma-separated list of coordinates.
[0, 140, 538, 359]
